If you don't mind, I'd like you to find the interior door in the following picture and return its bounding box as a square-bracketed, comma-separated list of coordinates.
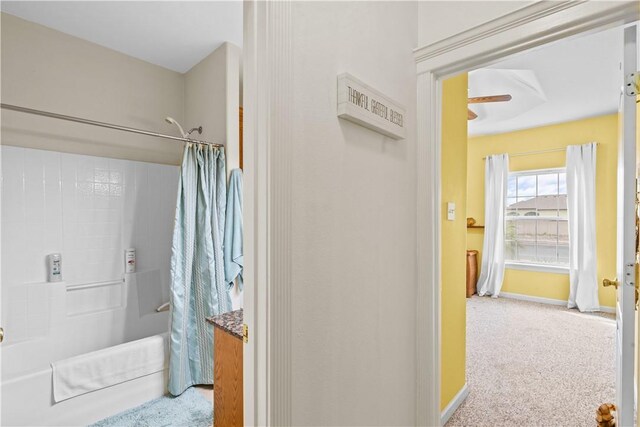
[615, 23, 638, 427]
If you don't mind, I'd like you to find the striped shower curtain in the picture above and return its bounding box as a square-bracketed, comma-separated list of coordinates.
[168, 143, 231, 396]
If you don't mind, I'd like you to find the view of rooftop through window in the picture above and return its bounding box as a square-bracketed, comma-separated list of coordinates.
[505, 169, 569, 266]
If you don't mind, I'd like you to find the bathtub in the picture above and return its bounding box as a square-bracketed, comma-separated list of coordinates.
[0, 147, 180, 425]
[1, 277, 171, 426]
[1, 345, 167, 426]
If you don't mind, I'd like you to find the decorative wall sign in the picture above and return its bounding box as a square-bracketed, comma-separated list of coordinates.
[337, 73, 406, 140]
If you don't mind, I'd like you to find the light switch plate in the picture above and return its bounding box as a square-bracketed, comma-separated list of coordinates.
[447, 202, 455, 221]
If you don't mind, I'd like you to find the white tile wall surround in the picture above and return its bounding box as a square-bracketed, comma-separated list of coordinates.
[1, 146, 179, 349]
[66, 280, 125, 317]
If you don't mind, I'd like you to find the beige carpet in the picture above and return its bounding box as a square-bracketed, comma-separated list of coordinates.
[446, 296, 615, 427]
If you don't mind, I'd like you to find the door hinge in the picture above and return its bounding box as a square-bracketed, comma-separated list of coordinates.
[625, 72, 639, 96]
[242, 324, 248, 343]
[625, 262, 635, 286]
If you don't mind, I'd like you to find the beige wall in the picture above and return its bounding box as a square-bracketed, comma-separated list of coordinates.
[1, 13, 185, 165]
[288, 2, 418, 425]
[284, 2, 539, 422]
[418, 1, 534, 46]
[184, 42, 242, 309]
[1, 13, 241, 168]
[185, 41, 242, 173]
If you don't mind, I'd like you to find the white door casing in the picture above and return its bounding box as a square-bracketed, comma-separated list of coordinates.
[616, 24, 638, 427]
[414, 2, 639, 425]
[243, 1, 293, 426]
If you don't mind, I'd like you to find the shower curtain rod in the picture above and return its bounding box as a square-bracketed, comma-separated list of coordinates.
[482, 143, 599, 160]
[0, 103, 224, 148]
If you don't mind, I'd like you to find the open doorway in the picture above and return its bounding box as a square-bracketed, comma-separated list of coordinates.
[437, 23, 637, 427]
[0, 3, 245, 426]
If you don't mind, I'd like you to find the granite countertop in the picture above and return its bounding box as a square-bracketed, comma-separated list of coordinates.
[206, 309, 243, 339]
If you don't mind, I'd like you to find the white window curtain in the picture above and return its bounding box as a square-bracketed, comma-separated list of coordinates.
[566, 142, 599, 312]
[477, 154, 509, 297]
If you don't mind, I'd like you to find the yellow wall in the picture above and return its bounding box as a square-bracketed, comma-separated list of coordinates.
[441, 74, 468, 410]
[467, 114, 618, 308]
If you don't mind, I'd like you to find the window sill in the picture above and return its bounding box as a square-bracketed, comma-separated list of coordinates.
[505, 262, 569, 274]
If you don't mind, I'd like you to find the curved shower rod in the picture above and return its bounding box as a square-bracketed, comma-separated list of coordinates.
[1, 103, 224, 148]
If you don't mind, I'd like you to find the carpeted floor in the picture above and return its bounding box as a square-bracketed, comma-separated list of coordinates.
[446, 296, 615, 427]
[90, 386, 213, 427]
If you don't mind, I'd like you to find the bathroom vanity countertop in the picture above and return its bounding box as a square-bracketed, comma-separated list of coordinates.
[207, 309, 243, 340]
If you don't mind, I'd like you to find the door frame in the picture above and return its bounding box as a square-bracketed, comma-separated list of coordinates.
[243, 1, 294, 426]
[414, 2, 640, 425]
[616, 24, 638, 426]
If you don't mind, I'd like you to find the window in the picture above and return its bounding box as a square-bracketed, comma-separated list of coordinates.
[505, 169, 568, 268]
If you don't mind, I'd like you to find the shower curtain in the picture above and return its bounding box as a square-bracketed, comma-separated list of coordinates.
[169, 143, 230, 396]
[477, 153, 509, 297]
[566, 142, 599, 312]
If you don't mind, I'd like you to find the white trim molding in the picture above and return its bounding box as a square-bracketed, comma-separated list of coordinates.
[268, 2, 294, 425]
[414, 1, 638, 425]
[243, 1, 293, 425]
[440, 383, 469, 426]
[415, 1, 639, 77]
[505, 262, 569, 275]
[414, 2, 577, 64]
[500, 292, 616, 314]
[415, 69, 442, 427]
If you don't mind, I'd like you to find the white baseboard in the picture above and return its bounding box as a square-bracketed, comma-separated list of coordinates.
[499, 291, 615, 314]
[440, 383, 469, 426]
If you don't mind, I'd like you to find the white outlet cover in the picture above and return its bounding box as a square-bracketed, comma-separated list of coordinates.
[447, 202, 456, 221]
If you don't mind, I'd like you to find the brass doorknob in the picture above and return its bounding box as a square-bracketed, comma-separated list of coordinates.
[0, 327, 4, 343]
[603, 278, 620, 289]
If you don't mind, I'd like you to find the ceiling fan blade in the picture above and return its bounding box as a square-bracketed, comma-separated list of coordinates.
[468, 94, 512, 104]
[468, 109, 478, 120]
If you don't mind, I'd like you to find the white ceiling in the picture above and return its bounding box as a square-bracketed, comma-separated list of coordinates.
[1, 1, 243, 74]
[468, 26, 623, 136]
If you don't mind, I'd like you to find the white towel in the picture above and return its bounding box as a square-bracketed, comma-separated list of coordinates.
[51, 333, 168, 402]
